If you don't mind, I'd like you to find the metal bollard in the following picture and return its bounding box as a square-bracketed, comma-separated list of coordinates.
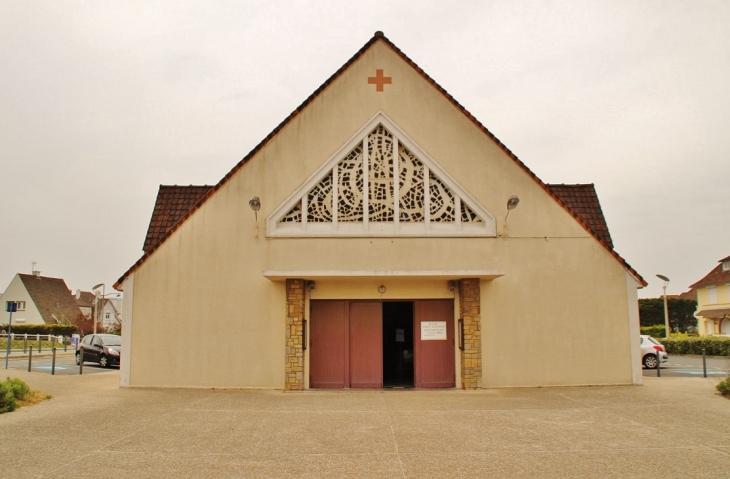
[79, 349, 84, 375]
[702, 348, 707, 378]
[63, 336, 67, 352]
[23, 334, 27, 353]
[657, 352, 661, 377]
[51, 347, 57, 375]
[28, 347, 32, 372]
[37, 334, 41, 353]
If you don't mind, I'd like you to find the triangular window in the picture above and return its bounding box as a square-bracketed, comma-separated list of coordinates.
[268, 113, 495, 237]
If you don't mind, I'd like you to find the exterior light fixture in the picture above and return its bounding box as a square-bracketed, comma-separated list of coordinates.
[378, 285, 386, 294]
[249, 196, 261, 237]
[503, 195, 520, 238]
[656, 274, 670, 338]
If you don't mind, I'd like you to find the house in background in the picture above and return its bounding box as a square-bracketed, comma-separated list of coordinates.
[75, 289, 123, 332]
[1, 272, 82, 326]
[75, 290, 96, 319]
[100, 298, 122, 332]
[690, 255, 730, 335]
[115, 32, 646, 391]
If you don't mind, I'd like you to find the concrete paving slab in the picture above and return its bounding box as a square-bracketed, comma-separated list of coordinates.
[43, 452, 405, 479]
[1, 370, 728, 478]
[399, 448, 729, 479]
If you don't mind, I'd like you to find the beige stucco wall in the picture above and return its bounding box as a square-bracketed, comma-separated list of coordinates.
[123, 39, 642, 388]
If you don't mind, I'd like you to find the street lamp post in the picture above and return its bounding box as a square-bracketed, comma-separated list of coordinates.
[92, 283, 105, 335]
[657, 275, 670, 338]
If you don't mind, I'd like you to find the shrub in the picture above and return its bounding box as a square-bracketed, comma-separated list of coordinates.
[0, 378, 33, 414]
[641, 325, 666, 338]
[659, 336, 730, 356]
[6, 377, 29, 400]
[0, 382, 18, 413]
[0, 385, 16, 412]
[718, 377, 730, 397]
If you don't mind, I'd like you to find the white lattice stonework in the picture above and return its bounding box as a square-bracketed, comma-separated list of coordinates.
[268, 112, 496, 237]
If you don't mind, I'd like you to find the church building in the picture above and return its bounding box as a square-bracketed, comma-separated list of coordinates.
[115, 32, 645, 390]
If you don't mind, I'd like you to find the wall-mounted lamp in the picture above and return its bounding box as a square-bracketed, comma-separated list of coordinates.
[307, 281, 316, 291]
[448, 281, 457, 292]
[249, 196, 261, 237]
[503, 195, 520, 238]
[378, 285, 386, 294]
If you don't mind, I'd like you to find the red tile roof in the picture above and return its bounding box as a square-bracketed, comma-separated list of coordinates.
[115, 32, 646, 288]
[19, 274, 83, 324]
[143, 185, 213, 253]
[75, 291, 96, 308]
[143, 184, 616, 255]
[690, 256, 730, 288]
[546, 184, 613, 249]
[678, 289, 698, 302]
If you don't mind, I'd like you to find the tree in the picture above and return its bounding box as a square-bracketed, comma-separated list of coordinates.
[639, 298, 697, 333]
[70, 311, 94, 336]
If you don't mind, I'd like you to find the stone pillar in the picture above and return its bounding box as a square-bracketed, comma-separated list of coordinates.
[285, 279, 305, 391]
[459, 278, 482, 389]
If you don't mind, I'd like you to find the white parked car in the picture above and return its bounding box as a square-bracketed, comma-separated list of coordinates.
[641, 335, 668, 369]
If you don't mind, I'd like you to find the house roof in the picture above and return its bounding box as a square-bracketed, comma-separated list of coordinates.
[690, 256, 730, 289]
[678, 289, 698, 302]
[115, 31, 646, 289]
[143, 185, 214, 253]
[75, 291, 96, 308]
[546, 184, 612, 249]
[19, 274, 83, 324]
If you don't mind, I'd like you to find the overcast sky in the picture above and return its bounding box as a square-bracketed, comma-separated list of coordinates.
[1, 0, 728, 299]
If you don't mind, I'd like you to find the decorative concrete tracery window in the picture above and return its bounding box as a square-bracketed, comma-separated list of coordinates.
[270, 115, 495, 237]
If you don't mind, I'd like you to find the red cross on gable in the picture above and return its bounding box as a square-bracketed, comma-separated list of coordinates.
[368, 69, 392, 92]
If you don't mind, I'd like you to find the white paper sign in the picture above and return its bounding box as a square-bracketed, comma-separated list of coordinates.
[421, 321, 447, 340]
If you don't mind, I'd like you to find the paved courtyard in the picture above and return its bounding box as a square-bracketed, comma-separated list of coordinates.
[2, 369, 728, 478]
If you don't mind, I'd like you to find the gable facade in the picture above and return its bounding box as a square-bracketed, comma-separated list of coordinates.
[691, 255, 730, 335]
[117, 33, 644, 390]
[2, 274, 82, 325]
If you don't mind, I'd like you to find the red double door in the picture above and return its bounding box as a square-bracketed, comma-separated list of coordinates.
[309, 300, 455, 388]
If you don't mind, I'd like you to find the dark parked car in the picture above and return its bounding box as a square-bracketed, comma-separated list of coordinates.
[76, 334, 121, 368]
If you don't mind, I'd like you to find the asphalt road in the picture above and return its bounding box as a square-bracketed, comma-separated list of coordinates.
[1, 354, 117, 376]
[3, 353, 727, 379]
[643, 354, 730, 378]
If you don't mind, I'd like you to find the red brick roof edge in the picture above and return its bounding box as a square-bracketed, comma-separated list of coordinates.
[115, 32, 646, 289]
[690, 256, 730, 289]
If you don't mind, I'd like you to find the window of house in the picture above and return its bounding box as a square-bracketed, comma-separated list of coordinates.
[722, 261, 730, 271]
[707, 286, 718, 304]
[105, 312, 110, 320]
[5, 301, 24, 311]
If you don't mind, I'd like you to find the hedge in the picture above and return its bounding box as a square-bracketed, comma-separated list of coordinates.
[640, 325, 666, 338]
[659, 336, 730, 356]
[0, 324, 78, 336]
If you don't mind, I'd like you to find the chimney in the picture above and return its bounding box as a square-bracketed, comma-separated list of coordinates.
[33, 270, 41, 278]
